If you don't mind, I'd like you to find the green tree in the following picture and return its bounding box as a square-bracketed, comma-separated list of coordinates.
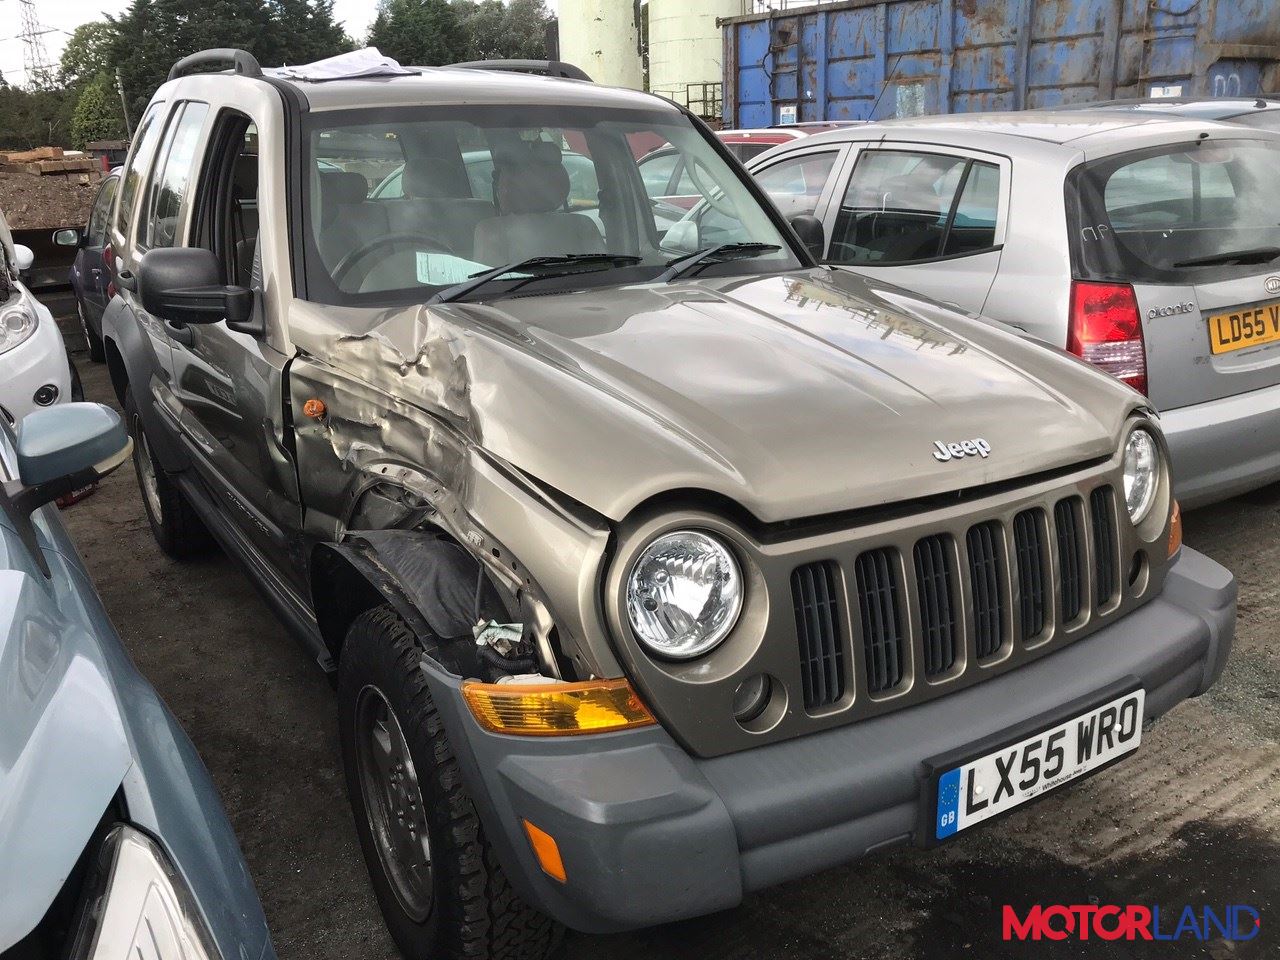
[368, 0, 465, 66]
[70, 73, 127, 148]
[458, 0, 552, 62]
[59, 22, 116, 89]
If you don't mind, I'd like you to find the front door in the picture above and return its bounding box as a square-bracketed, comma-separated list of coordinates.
[164, 112, 306, 593]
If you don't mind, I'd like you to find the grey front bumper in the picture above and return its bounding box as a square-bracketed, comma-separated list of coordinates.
[422, 547, 1235, 934]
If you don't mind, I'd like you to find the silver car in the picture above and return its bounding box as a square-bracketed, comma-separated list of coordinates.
[746, 111, 1280, 507]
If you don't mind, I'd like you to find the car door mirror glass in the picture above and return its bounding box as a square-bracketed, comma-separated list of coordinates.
[53, 229, 83, 248]
[138, 247, 253, 326]
[12, 244, 34, 271]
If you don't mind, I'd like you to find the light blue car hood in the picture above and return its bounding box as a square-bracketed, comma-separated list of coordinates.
[0, 564, 133, 948]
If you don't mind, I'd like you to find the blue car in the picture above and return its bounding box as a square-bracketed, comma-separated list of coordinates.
[0, 403, 274, 960]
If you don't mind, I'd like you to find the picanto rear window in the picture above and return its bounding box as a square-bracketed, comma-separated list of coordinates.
[1067, 139, 1280, 285]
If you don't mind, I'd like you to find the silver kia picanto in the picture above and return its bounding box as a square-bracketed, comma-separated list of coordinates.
[747, 111, 1280, 507]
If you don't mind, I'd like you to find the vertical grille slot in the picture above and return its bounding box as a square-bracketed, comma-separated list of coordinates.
[966, 521, 1006, 660]
[1055, 498, 1087, 623]
[1090, 486, 1118, 607]
[792, 561, 845, 709]
[854, 549, 905, 693]
[1013, 509, 1047, 642]
[913, 535, 957, 676]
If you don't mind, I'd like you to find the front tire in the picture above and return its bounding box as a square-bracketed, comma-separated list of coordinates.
[124, 387, 214, 560]
[338, 606, 561, 960]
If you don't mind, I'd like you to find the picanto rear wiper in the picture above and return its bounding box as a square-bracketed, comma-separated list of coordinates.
[656, 243, 780, 283]
[428, 253, 642, 304]
[1173, 246, 1280, 269]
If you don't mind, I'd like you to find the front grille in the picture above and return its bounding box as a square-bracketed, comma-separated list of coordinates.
[1055, 498, 1086, 623]
[1013, 509, 1048, 642]
[913, 535, 957, 676]
[790, 481, 1125, 714]
[1091, 486, 1118, 606]
[792, 561, 845, 709]
[966, 521, 1006, 659]
[854, 549, 905, 693]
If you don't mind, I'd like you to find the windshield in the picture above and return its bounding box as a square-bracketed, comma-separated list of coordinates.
[302, 104, 802, 304]
[1069, 138, 1280, 284]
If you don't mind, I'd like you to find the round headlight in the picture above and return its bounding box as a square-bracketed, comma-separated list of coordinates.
[0, 303, 36, 356]
[625, 530, 743, 660]
[1122, 428, 1159, 523]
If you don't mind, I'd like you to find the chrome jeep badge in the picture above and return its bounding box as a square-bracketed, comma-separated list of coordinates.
[933, 438, 992, 462]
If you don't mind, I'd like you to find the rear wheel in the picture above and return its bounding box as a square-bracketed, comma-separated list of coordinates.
[124, 387, 214, 559]
[78, 299, 105, 363]
[338, 606, 561, 960]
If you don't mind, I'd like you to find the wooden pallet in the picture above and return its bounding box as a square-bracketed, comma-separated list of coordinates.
[0, 158, 96, 176]
[1, 146, 64, 164]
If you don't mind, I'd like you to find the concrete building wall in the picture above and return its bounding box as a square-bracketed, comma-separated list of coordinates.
[648, 0, 739, 109]
[558, 0, 644, 90]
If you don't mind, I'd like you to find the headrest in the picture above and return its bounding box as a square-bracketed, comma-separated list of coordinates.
[320, 170, 369, 207]
[403, 157, 463, 199]
[494, 143, 570, 214]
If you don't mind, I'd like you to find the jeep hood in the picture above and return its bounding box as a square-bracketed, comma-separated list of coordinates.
[291, 268, 1140, 524]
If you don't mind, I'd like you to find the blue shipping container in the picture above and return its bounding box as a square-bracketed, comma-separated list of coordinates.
[722, 0, 1280, 127]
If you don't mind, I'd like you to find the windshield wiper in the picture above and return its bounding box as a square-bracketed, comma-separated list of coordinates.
[1173, 246, 1280, 269]
[428, 254, 642, 304]
[656, 243, 781, 283]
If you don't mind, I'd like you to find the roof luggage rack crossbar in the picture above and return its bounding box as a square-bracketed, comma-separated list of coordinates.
[447, 59, 592, 82]
[168, 48, 263, 82]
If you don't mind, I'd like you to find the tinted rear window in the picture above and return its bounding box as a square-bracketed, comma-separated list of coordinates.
[1068, 139, 1280, 284]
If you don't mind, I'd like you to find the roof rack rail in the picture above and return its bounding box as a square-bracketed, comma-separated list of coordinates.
[447, 59, 592, 82]
[168, 48, 263, 82]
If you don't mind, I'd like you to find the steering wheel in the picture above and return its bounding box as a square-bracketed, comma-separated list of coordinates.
[331, 232, 457, 289]
[685, 155, 740, 218]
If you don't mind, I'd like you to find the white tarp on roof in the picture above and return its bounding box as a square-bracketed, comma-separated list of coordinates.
[266, 48, 417, 83]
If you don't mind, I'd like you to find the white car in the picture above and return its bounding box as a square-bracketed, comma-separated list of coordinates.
[0, 210, 71, 425]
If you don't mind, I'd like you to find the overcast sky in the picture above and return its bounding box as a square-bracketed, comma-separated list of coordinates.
[1, 0, 559, 85]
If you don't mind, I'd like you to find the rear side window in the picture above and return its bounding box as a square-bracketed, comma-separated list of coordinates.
[139, 102, 210, 250]
[753, 151, 838, 220]
[829, 149, 999, 264]
[87, 176, 119, 245]
[1069, 139, 1280, 284]
[114, 105, 165, 239]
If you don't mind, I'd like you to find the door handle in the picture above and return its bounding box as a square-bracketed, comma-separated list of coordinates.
[164, 319, 194, 347]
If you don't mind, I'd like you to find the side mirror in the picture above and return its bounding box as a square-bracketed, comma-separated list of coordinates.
[12, 244, 34, 272]
[2, 404, 132, 577]
[53, 228, 84, 248]
[138, 247, 253, 328]
[789, 215, 826, 260]
[663, 219, 700, 255]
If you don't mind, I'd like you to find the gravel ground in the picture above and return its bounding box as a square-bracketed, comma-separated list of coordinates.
[49, 290, 1277, 960]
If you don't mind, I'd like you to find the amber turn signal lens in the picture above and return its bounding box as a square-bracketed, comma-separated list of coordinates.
[1168, 499, 1183, 558]
[303, 398, 326, 418]
[522, 820, 567, 883]
[462, 678, 655, 736]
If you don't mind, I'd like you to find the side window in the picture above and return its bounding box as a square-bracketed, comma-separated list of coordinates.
[942, 161, 1000, 256]
[87, 177, 119, 245]
[139, 101, 210, 251]
[829, 149, 990, 265]
[114, 105, 165, 240]
[639, 150, 678, 198]
[753, 151, 838, 220]
[564, 152, 600, 210]
[190, 114, 261, 290]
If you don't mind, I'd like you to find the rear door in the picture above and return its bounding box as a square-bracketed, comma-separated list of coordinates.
[820, 144, 1010, 314]
[1070, 137, 1280, 412]
[77, 174, 119, 322]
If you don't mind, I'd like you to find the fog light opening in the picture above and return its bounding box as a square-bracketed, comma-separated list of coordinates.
[734, 674, 785, 734]
[1128, 550, 1149, 593]
[33, 384, 58, 406]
